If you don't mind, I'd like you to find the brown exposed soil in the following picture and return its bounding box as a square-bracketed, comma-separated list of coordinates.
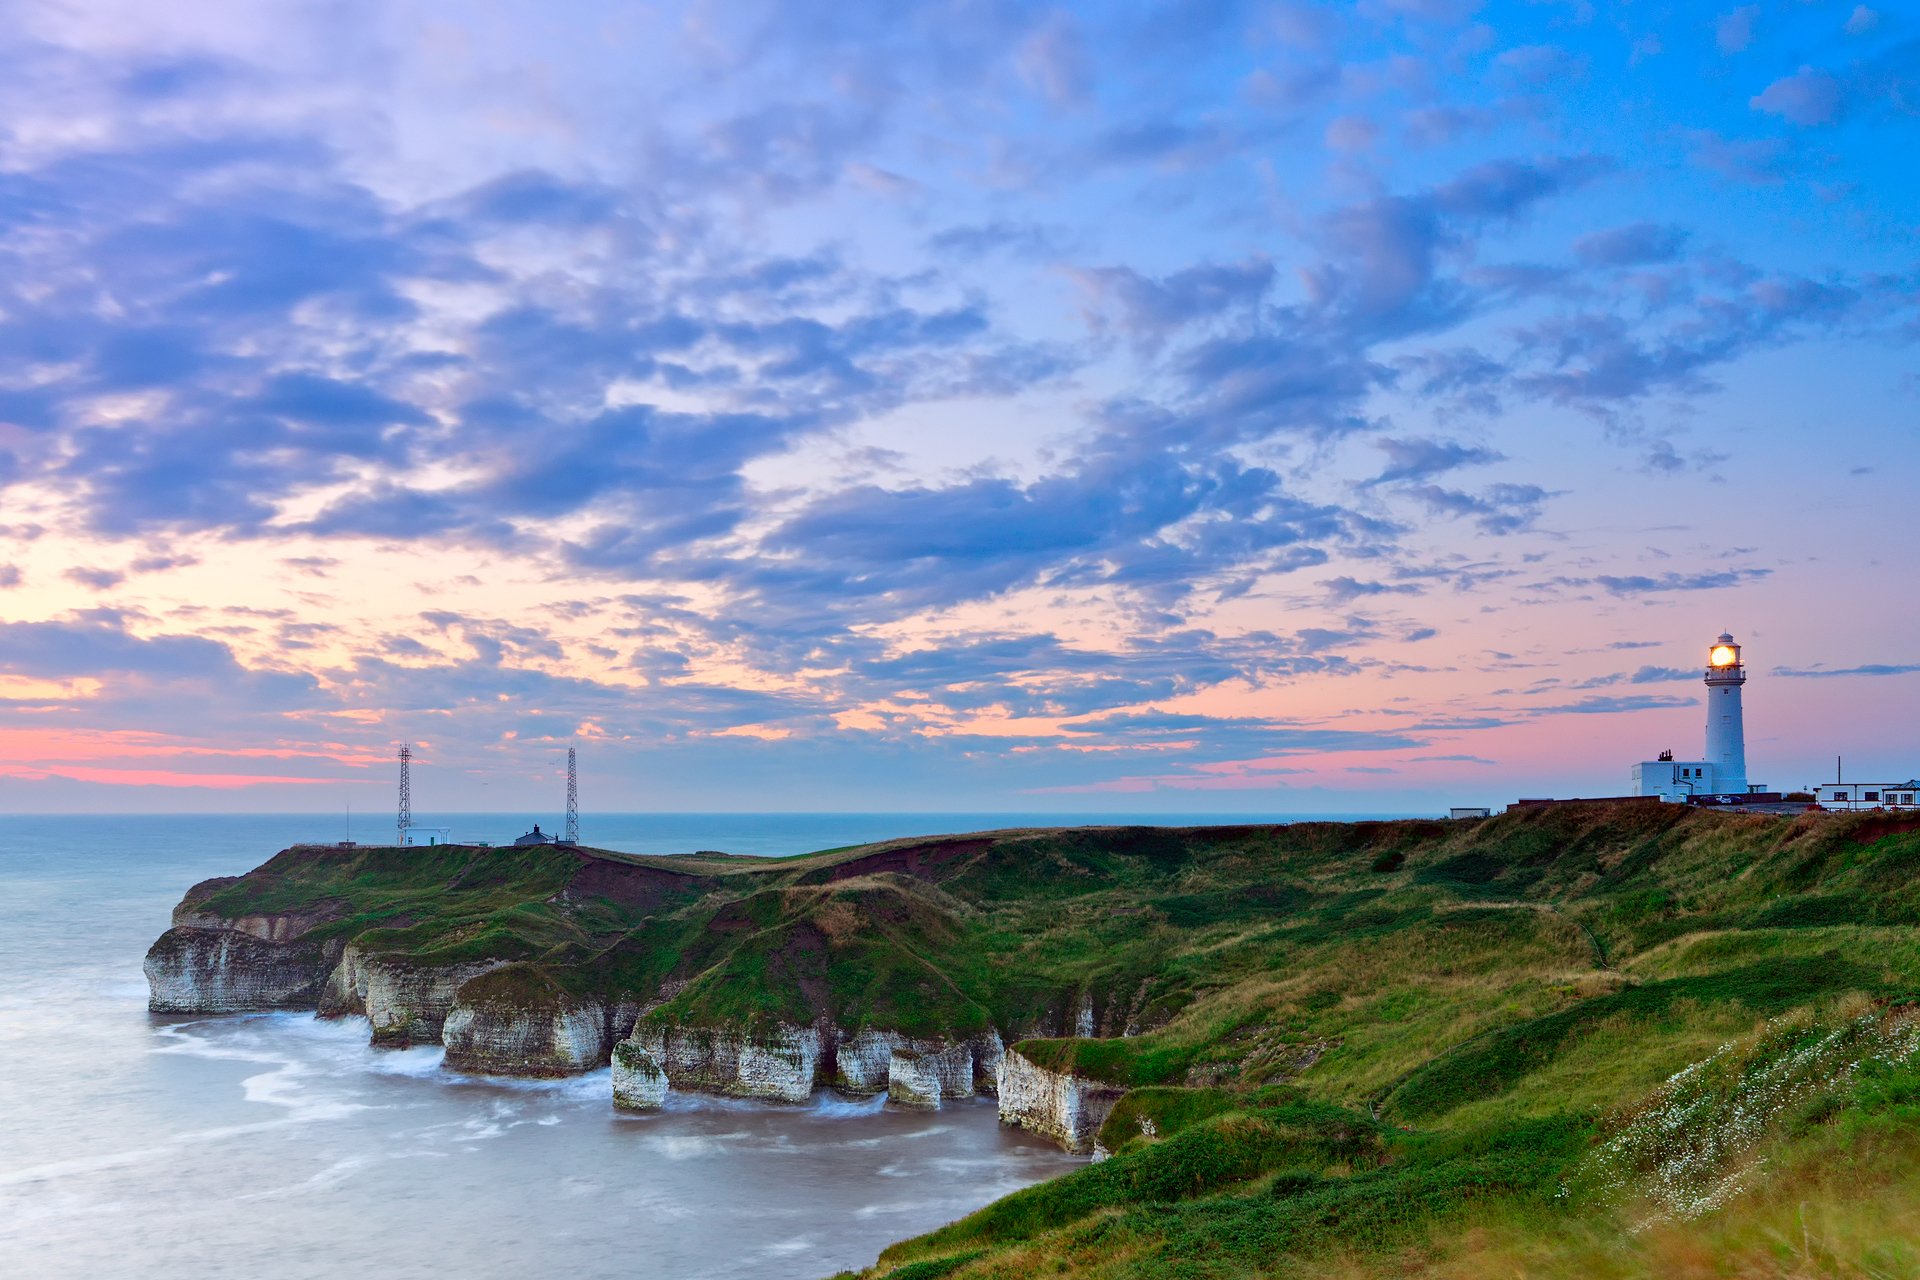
[821, 838, 993, 883]
[563, 851, 716, 910]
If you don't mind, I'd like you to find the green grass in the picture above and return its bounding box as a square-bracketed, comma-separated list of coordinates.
[174, 807, 1920, 1280]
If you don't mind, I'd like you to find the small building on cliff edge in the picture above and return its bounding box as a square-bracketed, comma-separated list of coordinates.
[1814, 781, 1920, 811]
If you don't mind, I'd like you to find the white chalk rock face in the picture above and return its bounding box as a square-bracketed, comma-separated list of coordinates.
[624, 1022, 824, 1102]
[442, 966, 611, 1077]
[737, 1028, 824, 1101]
[834, 1027, 1001, 1106]
[611, 1042, 669, 1109]
[144, 928, 335, 1013]
[996, 1047, 1125, 1152]
[832, 1027, 900, 1094]
[888, 1040, 976, 1107]
[971, 1030, 1007, 1095]
[317, 943, 371, 1019]
[361, 957, 503, 1047]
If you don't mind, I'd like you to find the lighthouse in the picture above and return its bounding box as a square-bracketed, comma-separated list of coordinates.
[1703, 633, 1747, 795]
[1631, 631, 1762, 802]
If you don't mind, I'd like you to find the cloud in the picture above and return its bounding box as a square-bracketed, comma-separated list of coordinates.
[1412, 715, 1509, 730]
[1071, 259, 1274, 347]
[1016, 12, 1093, 106]
[1751, 66, 1845, 126]
[1591, 570, 1771, 595]
[1061, 709, 1424, 755]
[0, 615, 320, 723]
[0, 6, 1913, 810]
[1531, 694, 1696, 715]
[1717, 7, 1759, 55]
[1321, 576, 1422, 605]
[63, 567, 125, 590]
[1404, 482, 1551, 534]
[736, 445, 1354, 619]
[1365, 437, 1504, 486]
[1685, 129, 1795, 184]
[1297, 155, 1605, 346]
[924, 221, 1064, 260]
[1573, 223, 1688, 267]
[1774, 663, 1920, 679]
[1495, 45, 1586, 88]
[1513, 274, 1858, 406]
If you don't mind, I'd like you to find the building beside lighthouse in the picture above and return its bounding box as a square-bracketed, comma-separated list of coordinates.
[1632, 633, 1768, 802]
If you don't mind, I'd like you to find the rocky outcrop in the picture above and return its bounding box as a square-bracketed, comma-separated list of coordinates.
[621, 1022, 825, 1103]
[832, 1027, 1001, 1106]
[611, 1041, 669, 1108]
[317, 942, 371, 1018]
[609, 1022, 1007, 1110]
[996, 1047, 1125, 1152]
[145, 928, 338, 1013]
[362, 957, 503, 1047]
[442, 965, 616, 1077]
[888, 1040, 976, 1107]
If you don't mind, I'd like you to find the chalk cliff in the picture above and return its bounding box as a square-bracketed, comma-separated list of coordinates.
[995, 1047, 1125, 1152]
[441, 965, 632, 1075]
[611, 1041, 669, 1108]
[145, 828, 1270, 1145]
[620, 1021, 825, 1102]
[609, 1023, 1008, 1110]
[144, 927, 338, 1013]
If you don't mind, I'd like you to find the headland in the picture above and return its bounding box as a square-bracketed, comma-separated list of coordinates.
[148, 804, 1920, 1278]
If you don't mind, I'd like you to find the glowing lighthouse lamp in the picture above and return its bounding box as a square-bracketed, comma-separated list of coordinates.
[1632, 632, 1763, 802]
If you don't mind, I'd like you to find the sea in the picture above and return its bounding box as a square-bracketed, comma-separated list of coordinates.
[0, 811, 1399, 1280]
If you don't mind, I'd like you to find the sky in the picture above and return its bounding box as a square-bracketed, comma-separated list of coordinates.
[0, 0, 1915, 818]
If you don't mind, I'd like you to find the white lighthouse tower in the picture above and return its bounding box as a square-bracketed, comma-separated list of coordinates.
[1702, 633, 1747, 795]
[1632, 631, 1761, 801]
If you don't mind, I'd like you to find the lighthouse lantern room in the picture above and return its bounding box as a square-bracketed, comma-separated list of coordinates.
[1632, 632, 1765, 802]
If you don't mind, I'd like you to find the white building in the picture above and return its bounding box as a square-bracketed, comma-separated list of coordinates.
[400, 826, 453, 847]
[1632, 754, 1719, 801]
[1814, 782, 1920, 812]
[1633, 633, 1767, 802]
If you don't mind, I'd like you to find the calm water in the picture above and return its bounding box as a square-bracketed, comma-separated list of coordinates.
[0, 812, 1390, 1279]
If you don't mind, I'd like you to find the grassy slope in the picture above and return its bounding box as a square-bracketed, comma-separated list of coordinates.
[186, 808, 1920, 1277]
[846, 806, 1920, 1280]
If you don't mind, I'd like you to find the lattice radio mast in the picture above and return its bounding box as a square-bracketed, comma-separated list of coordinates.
[565, 746, 579, 844]
[397, 744, 413, 845]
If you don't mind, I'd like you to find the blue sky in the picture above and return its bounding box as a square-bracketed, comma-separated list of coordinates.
[0, 0, 1914, 815]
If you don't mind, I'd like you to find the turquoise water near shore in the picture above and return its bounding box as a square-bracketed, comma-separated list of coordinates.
[0, 812, 1394, 1279]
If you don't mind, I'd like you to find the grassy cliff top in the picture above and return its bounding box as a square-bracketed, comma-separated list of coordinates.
[177, 806, 1920, 1047]
[173, 807, 1920, 1276]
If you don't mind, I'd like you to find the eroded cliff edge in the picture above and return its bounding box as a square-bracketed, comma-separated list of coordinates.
[144, 829, 1195, 1143]
[154, 810, 1814, 1153]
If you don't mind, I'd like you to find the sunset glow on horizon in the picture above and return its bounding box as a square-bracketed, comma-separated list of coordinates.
[0, 0, 1915, 815]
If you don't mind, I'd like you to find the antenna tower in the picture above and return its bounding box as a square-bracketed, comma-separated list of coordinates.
[397, 744, 413, 844]
[565, 747, 579, 844]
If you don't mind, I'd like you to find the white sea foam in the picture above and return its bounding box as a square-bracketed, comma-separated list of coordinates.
[756, 1236, 817, 1256]
[807, 1091, 891, 1118]
[235, 1155, 384, 1201]
[853, 1199, 954, 1219]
